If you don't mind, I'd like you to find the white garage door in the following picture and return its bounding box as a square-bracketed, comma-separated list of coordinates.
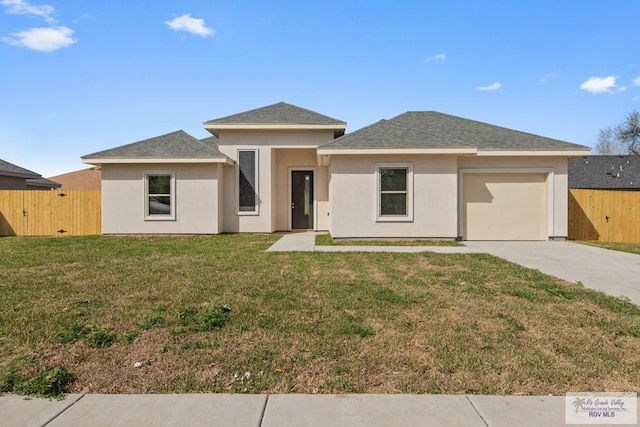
[463, 173, 547, 241]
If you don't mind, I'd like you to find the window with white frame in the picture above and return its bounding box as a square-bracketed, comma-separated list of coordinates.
[376, 163, 413, 221]
[237, 149, 259, 214]
[145, 172, 175, 220]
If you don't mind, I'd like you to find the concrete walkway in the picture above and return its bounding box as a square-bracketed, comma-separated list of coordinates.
[4, 393, 634, 427]
[268, 234, 640, 305]
[266, 232, 475, 254]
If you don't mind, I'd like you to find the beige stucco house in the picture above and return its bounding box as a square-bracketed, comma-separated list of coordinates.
[82, 102, 590, 240]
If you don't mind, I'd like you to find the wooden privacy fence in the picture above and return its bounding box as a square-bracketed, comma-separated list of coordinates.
[0, 190, 100, 236]
[568, 189, 640, 243]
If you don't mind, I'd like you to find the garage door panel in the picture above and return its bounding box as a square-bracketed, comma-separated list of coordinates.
[463, 173, 547, 241]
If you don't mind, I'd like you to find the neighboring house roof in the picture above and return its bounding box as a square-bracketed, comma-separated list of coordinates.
[569, 155, 640, 189]
[204, 102, 347, 137]
[48, 167, 102, 190]
[320, 111, 589, 154]
[82, 130, 230, 164]
[0, 158, 41, 179]
[26, 177, 62, 189]
[0, 158, 61, 188]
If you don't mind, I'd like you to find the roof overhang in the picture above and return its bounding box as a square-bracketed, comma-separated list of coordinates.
[0, 171, 40, 179]
[316, 147, 593, 166]
[82, 157, 234, 166]
[204, 123, 347, 138]
[26, 180, 61, 189]
[316, 148, 478, 156]
[316, 148, 478, 166]
[476, 149, 592, 157]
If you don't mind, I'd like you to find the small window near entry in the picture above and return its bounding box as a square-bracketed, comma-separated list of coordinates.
[237, 149, 259, 215]
[145, 172, 175, 220]
[376, 163, 413, 221]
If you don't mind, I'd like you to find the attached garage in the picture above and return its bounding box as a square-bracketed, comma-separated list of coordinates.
[461, 172, 549, 241]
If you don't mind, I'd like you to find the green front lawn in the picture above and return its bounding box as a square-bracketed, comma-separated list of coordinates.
[315, 234, 463, 246]
[1, 235, 639, 396]
[578, 241, 640, 256]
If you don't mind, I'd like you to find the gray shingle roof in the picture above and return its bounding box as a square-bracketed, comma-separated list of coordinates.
[26, 177, 61, 188]
[569, 155, 640, 189]
[82, 130, 226, 160]
[321, 119, 472, 149]
[322, 111, 589, 151]
[0, 158, 41, 178]
[204, 102, 346, 126]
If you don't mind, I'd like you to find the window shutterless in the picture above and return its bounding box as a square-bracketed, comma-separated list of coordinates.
[375, 163, 413, 222]
[144, 172, 175, 220]
[237, 149, 259, 215]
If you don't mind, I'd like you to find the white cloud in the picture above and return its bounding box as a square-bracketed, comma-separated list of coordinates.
[424, 53, 446, 63]
[165, 14, 213, 37]
[540, 72, 558, 83]
[1, 0, 55, 23]
[579, 76, 624, 94]
[633, 96, 639, 102]
[477, 82, 502, 91]
[2, 26, 76, 51]
[633, 76, 640, 86]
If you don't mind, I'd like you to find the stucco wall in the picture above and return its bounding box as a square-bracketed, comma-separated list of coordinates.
[458, 156, 569, 238]
[0, 176, 28, 190]
[217, 129, 335, 232]
[329, 155, 459, 238]
[101, 163, 222, 234]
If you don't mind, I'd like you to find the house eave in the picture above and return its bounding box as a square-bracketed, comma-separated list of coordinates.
[316, 148, 478, 156]
[204, 123, 347, 137]
[0, 171, 41, 179]
[476, 149, 592, 157]
[82, 157, 234, 166]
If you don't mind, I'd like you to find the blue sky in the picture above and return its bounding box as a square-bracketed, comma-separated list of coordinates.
[1, 0, 639, 177]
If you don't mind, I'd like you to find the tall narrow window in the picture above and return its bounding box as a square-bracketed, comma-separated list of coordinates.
[376, 163, 413, 221]
[145, 172, 175, 220]
[237, 149, 259, 214]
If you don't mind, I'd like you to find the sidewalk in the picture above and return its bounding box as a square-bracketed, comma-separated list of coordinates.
[4, 393, 627, 427]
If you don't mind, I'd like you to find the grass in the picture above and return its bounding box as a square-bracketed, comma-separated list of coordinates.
[578, 241, 640, 256]
[315, 234, 463, 246]
[1, 234, 639, 395]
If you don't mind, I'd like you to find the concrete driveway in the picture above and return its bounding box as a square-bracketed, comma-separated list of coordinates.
[464, 241, 640, 305]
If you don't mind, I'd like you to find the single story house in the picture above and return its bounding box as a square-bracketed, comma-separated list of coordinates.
[0, 158, 61, 190]
[569, 155, 640, 190]
[82, 102, 590, 240]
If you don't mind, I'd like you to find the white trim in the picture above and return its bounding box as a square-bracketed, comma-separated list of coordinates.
[204, 123, 346, 132]
[458, 168, 555, 239]
[143, 171, 176, 221]
[82, 158, 233, 165]
[288, 167, 317, 231]
[375, 163, 414, 222]
[317, 148, 477, 156]
[476, 150, 591, 157]
[236, 149, 260, 216]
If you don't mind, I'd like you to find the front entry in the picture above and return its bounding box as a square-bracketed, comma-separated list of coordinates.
[291, 170, 314, 229]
